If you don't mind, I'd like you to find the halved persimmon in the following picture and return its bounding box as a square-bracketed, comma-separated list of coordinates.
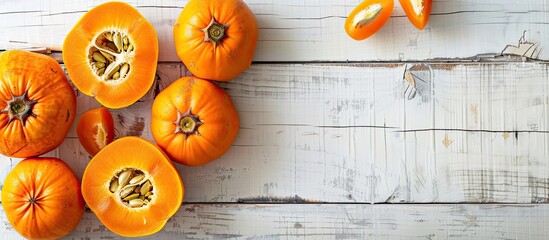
[81, 136, 183, 237]
[77, 107, 114, 156]
[399, 0, 432, 29]
[63, 2, 158, 109]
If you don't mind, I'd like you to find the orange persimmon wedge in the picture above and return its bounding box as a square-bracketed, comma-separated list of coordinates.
[77, 107, 114, 156]
[63, 2, 158, 109]
[399, 0, 432, 29]
[81, 136, 184, 237]
[345, 0, 394, 40]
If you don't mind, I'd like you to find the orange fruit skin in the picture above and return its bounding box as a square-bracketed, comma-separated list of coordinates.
[2, 157, 85, 240]
[0, 50, 76, 158]
[399, 0, 432, 30]
[151, 76, 240, 166]
[77, 107, 114, 156]
[173, 0, 258, 81]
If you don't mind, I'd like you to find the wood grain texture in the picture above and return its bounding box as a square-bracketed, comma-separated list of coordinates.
[2, 204, 549, 239]
[1, 1, 548, 238]
[0, 0, 547, 61]
[1, 63, 548, 203]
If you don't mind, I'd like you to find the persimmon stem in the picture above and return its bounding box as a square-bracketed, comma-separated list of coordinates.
[174, 107, 203, 139]
[201, 17, 230, 49]
[1, 90, 37, 126]
[180, 116, 196, 130]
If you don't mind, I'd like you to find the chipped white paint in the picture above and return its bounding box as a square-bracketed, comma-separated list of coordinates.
[2, 204, 549, 239]
[2, 63, 548, 204]
[502, 31, 543, 59]
[0, 0, 547, 61]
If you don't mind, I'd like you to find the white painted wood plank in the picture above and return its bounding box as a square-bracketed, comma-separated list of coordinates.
[0, 0, 547, 61]
[2, 63, 548, 203]
[2, 204, 549, 239]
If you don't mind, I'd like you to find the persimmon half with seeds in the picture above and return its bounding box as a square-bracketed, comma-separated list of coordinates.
[81, 136, 184, 237]
[0, 50, 76, 158]
[2, 157, 85, 240]
[63, 2, 158, 109]
[151, 76, 239, 166]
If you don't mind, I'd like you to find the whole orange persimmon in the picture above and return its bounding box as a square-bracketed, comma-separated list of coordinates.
[151, 76, 240, 166]
[0, 50, 76, 158]
[2, 157, 85, 240]
[173, 0, 258, 81]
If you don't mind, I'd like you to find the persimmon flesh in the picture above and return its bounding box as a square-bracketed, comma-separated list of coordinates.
[81, 137, 184, 237]
[63, 2, 158, 109]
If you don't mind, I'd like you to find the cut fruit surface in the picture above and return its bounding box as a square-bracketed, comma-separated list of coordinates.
[399, 0, 432, 29]
[344, 0, 394, 40]
[81, 136, 184, 237]
[63, 2, 158, 109]
[77, 107, 114, 156]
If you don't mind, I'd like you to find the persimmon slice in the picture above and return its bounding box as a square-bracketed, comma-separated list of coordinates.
[81, 136, 183, 237]
[63, 2, 158, 109]
[77, 107, 114, 156]
[344, 0, 394, 40]
[399, 0, 432, 29]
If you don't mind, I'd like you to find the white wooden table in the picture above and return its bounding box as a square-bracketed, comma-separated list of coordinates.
[1, 0, 549, 239]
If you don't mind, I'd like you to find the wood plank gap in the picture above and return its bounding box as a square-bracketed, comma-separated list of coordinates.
[2, 52, 548, 64]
